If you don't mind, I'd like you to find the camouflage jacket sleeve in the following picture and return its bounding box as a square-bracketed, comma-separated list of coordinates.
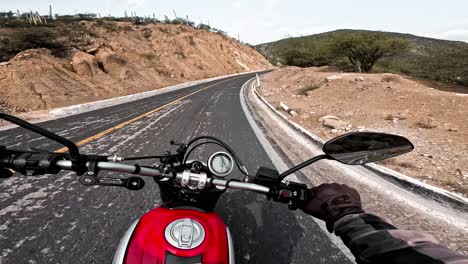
[333, 213, 468, 264]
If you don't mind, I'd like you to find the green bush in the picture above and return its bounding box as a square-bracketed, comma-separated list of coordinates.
[1, 27, 68, 60]
[14, 28, 66, 51]
[197, 23, 211, 31]
[282, 49, 332, 67]
[329, 32, 409, 72]
[258, 29, 468, 88]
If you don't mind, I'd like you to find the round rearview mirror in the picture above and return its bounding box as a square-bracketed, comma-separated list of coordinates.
[322, 132, 414, 165]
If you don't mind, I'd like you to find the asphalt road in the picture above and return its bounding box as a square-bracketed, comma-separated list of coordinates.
[0, 74, 351, 264]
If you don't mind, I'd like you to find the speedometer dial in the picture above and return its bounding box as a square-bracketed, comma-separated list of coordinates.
[208, 152, 234, 177]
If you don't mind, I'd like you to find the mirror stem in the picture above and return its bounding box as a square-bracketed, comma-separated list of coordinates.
[0, 113, 81, 158]
[279, 154, 329, 180]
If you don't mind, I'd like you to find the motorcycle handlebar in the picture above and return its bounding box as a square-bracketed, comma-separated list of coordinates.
[0, 148, 307, 210]
[55, 160, 270, 194]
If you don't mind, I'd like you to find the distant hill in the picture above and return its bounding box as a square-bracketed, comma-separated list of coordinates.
[256, 29, 468, 87]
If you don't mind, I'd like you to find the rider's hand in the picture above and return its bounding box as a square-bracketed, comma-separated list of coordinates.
[300, 183, 364, 232]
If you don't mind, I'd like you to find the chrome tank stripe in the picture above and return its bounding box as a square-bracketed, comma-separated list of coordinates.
[226, 227, 235, 264]
[112, 220, 139, 264]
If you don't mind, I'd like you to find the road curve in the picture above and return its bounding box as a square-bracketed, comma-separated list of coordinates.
[0, 74, 351, 264]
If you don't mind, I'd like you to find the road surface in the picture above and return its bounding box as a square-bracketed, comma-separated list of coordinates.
[0, 74, 351, 263]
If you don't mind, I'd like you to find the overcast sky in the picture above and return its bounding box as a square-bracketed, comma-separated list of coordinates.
[2, 0, 468, 44]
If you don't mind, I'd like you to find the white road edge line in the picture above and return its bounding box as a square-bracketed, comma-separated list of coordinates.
[251, 80, 468, 205]
[239, 78, 355, 261]
[243, 77, 468, 231]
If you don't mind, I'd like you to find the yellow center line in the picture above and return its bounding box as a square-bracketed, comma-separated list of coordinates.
[54, 76, 242, 153]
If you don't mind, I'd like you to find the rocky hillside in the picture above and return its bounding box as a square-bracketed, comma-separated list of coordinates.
[0, 21, 271, 112]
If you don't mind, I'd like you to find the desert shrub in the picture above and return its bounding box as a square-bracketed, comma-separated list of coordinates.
[169, 18, 183, 25]
[382, 75, 399, 82]
[211, 28, 227, 36]
[77, 13, 97, 21]
[55, 15, 80, 22]
[122, 25, 133, 31]
[141, 52, 158, 60]
[95, 19, 106, 26]
[282, 49, 332, 67]
[415, 119, 437, 129]
[384, 114, 394, 121]
[1, 27, 68, 59]
[142, 28, 152, 39]
[197, 23, 211, 31]
[0, 11, 15, 19]
[188, 35, 196, 46]
[174, 49, 186, 58]
[297, 84, 321, 95]
[1, 18, 35, 28]
[111, 55, 127, 65]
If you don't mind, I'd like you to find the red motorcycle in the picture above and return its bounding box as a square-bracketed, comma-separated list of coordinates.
[0, 113, 413, 264]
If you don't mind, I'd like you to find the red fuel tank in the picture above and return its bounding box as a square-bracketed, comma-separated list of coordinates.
[124, 207, 230, 264]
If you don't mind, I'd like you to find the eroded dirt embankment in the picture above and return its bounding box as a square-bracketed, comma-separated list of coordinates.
[259, 66, 468, 196]
[0, 21, 271, 113]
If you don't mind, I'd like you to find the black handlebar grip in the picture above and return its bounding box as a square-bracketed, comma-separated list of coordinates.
[0, 146, 17, 178]
[0, 168, 14, 178]
[0, 146, 65, 176]
[0, 146, 14, 166]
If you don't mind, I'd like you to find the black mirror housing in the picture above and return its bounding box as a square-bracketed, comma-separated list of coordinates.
[323, 132, 414, 165]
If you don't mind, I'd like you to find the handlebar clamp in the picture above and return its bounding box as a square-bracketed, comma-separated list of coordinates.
[77, 156, 145, 191]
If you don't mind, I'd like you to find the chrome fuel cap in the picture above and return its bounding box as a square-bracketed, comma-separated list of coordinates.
[164, 218, 205, 249]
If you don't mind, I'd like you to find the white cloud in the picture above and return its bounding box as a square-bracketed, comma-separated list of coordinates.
[433, 29, 468, 42]
[127, 0, 145, 9]
[231, 1, 241, 9]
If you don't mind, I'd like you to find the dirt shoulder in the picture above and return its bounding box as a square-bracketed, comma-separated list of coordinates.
[259, 66, 468, 196]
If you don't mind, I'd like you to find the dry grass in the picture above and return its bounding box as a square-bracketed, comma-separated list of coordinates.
[382, 75, 400, 82]
[384, 114, 395, 120]
[297, 84, 321, 95]
[111, 55, 127, 65]
[140, 52, 159, 61]
[142, 29, 152, 39]
[384, 113, 407, 121]
[416, 119, 437, 129]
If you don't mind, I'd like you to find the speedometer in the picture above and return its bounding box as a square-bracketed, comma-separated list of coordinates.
[208, 152, 234, 177]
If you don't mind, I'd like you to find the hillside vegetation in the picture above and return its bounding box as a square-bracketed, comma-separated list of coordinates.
[257, 29, 468, 87]
[0, 13, 271, 111]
